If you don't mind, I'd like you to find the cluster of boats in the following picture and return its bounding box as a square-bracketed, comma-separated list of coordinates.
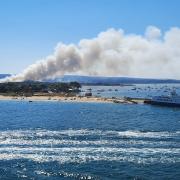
[129, 85, 180, 107]
[82, 84, 180, 107]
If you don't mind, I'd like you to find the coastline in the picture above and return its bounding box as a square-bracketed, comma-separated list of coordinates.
[0, 95, 144, 104]
[0, 95, 113, 103]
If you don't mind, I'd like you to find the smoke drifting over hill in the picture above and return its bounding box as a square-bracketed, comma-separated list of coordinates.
[2, 26, 180, 82]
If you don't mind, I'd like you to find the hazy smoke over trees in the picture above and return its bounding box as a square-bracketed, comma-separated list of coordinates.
[2, 26, 180, 82]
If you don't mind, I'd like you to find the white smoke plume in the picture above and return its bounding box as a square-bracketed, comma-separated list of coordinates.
[2, 26, 180, 82]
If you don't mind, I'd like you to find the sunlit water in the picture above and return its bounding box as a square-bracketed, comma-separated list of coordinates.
[0, 84, 180, 179]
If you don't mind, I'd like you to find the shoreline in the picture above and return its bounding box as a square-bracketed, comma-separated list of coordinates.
[0, 95, 145, 104]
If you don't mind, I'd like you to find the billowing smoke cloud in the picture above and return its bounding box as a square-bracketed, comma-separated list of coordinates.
[2, 26, 180, 82]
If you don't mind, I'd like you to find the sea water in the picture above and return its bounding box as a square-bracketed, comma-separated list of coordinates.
[0, 86, 180, 179]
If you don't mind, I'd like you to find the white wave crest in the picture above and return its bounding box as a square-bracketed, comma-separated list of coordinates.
[0, 129, 179, 164]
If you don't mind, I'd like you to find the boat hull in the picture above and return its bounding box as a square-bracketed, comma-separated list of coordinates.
[146, 100, 180, 107]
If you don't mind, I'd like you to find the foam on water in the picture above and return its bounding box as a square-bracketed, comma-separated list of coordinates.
[0, 129, 179, 164]
[0, 129, 179, 138]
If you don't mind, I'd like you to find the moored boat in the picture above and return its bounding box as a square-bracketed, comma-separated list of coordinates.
[144, 90, 180, 107]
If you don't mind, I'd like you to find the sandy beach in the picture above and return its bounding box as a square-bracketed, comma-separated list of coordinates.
[0, 95, 111, 103]
[0, 95, 145, 104]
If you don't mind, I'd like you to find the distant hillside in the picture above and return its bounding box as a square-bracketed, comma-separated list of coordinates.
[1, 74, 180, 84]
[52, 75, 180, 85]
[0, 74, 11, 79]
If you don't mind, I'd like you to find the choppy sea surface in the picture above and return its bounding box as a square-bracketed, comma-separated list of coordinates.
[0, 84, 180, 179]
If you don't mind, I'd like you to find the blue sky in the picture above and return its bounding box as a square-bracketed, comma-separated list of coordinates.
[0, 0, 180, 74]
